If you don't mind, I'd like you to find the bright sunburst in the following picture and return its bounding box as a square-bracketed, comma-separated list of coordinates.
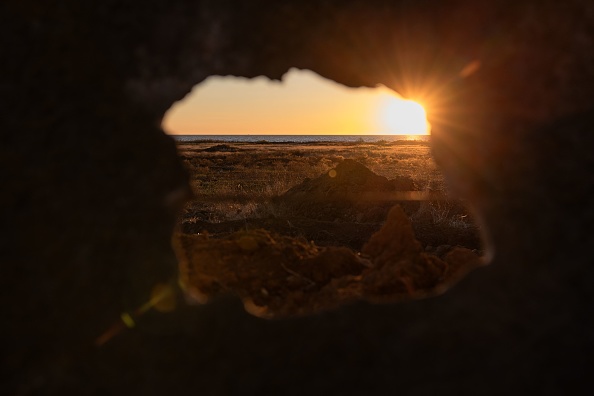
[377, 97, 430, 135]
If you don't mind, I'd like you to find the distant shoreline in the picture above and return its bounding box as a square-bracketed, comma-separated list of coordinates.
[171, 134, 430, 144]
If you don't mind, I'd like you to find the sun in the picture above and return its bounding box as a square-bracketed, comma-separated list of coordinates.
[377, 97, 430, 135]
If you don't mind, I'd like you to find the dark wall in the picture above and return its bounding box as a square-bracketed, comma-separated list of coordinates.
[2, 0, 593, 394]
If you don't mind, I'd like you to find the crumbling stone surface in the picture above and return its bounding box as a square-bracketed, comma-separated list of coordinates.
[2, 0, 594, 394]
[175, 206, 479, 318]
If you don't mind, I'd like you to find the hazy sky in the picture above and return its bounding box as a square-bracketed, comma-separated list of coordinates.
[162, 68, 429, 135]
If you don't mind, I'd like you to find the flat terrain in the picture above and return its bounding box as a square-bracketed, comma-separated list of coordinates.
[176, 140, 481, 252]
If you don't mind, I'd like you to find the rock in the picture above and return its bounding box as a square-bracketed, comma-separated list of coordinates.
[174, 206, 480, 317]
[435, 244, 453, 258]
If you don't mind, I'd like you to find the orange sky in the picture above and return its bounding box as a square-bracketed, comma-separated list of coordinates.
[162, 68, 429, 135]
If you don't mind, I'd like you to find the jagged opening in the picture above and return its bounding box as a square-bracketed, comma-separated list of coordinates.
[7, 2, 593, 394]
[160, 69, 482, 318]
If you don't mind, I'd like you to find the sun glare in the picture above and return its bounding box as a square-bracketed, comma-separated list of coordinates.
[163, 69, 432, 136]
[377, 97, 430, 135]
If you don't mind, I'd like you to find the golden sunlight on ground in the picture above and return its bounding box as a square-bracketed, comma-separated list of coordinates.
[163, 68, 430, 136]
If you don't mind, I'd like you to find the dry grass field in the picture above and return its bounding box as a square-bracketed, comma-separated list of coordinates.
[176, 140, 481, 253]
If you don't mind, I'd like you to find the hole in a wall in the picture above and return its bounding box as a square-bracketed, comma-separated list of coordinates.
[163, 68, 482, 320]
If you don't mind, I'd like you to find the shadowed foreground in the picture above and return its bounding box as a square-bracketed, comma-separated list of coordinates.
[2, 0, 594, 394]
[175, 206, 480, 318]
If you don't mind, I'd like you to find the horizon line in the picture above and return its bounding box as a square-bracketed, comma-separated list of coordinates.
[167, 133, 430, 136]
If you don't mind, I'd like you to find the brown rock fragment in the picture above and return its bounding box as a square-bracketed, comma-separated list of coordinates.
[174, 206, 480, 318]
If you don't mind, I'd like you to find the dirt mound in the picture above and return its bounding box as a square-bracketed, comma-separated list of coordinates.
[174, 206, 482, 318]
[273, 159, 420, 222]
[284, 159, 416, 196]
